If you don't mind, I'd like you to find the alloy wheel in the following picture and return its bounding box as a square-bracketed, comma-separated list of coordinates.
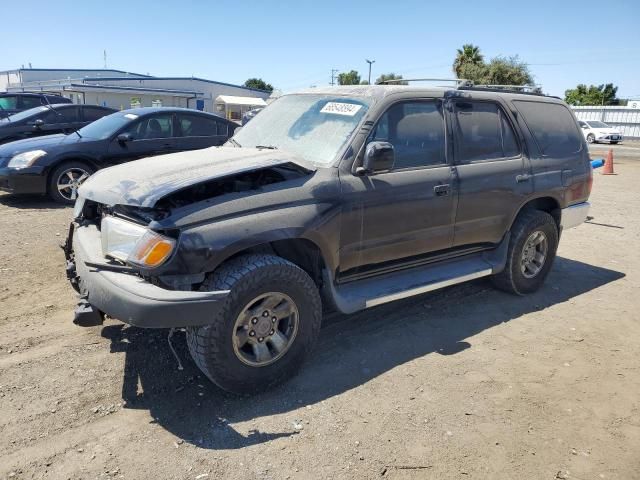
[520, 230, 548, 279]
[232, 292, 299, 367]
[56, 168, 90, 201]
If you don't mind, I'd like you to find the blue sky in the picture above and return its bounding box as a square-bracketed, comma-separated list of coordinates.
[2, 0, 639, 98]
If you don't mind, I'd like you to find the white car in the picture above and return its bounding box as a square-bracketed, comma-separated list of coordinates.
[578, 120, 623, 144]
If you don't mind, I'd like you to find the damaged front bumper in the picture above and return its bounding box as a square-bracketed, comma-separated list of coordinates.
[64, 222, 229, 328]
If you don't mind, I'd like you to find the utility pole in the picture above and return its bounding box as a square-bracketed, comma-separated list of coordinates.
[366, 59, 375, 84]
[330, 69, 339, 86]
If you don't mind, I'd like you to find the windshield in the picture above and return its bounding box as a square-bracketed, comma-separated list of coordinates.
[5, 105, 48, 122]
[587, 121, 610, 128]
[77, 111, 136, 140]
[232, 94, 371, 165]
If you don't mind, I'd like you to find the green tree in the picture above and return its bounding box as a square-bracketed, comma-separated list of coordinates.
[337, 70, 361, 85]
[375, 73, 408, 85]
[457, 54, 533, 86]
[564, 83, 619, 106]
[243, 78, 274, 92]
[483, 56, 533, 86]
[453, 44, 484, 77]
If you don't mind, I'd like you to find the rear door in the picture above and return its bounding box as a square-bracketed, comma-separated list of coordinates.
[449, 98, 532, 247]
[176, 113, 231, 150]
[106, 112, 179, 163]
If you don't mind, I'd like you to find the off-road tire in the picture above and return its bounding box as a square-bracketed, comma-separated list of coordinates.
[491, 209, 558, 295]
[186, 254, 322, 395]
[586, 133, 596, 144]
[48, 161, 95, 205]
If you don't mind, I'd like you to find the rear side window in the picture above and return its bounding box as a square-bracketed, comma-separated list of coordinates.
[178, 114, 219, 136]
[83, 107, 112, 122]
[20, 96, 44, 109]
[513, 101, 582, 157]
[453, 101, 520, 163]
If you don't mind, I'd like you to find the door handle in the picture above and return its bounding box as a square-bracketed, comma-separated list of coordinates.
[516, 174, 532, 183]
[434, 184, 450, 196]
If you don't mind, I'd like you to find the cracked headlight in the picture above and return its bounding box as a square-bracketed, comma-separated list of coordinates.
[8, 150, 47, 169]
[101, 216, 175, 267]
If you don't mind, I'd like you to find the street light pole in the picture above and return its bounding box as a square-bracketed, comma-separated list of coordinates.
[366, 59, 375, 84]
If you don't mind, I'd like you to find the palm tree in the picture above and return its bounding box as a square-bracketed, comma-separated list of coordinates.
[453, 44, 484, 78]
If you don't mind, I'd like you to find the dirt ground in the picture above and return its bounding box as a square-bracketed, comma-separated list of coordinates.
[1, 143, 639, 480]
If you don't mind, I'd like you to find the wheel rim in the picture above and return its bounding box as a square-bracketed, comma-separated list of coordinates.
[520, 230, 548, 279]
[232, 292, 299, 367]
[587, 135, 594, 143]
[56, 168, 91, 201]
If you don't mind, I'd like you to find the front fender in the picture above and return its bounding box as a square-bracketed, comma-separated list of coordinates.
[157, 202, 342, 278]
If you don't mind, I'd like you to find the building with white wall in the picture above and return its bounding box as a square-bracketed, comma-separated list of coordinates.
[0, 68, 271, 119]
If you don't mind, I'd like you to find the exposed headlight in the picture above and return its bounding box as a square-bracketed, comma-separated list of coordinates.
[8, 150, 47, 169]
[101, 216, 175, 268]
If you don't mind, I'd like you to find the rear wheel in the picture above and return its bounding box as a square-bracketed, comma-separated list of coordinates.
[186, 254, 322, 395]
[491, 210, 558, 295]
[48, 161, 94, 205]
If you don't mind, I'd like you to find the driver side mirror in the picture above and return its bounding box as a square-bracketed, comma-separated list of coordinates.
[33, 119, 44, 128]
[356, 141, 395, 175]
[117, 132, 133, 143]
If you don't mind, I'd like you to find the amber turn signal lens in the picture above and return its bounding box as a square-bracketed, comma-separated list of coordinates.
[128, 231, 176, 267]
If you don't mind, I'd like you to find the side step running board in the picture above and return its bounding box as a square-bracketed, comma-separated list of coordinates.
[325, 234, 509, 314]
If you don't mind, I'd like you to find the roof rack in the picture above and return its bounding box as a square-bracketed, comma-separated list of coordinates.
[377, 78, 473, 87]
[459, 84, 544, 95]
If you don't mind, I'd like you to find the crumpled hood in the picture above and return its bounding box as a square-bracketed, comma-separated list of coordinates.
[79, 147, 314, 208]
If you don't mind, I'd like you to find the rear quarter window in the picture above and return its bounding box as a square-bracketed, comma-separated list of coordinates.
[512, 101, 582, 157]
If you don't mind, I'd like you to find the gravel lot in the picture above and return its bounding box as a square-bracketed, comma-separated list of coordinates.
[1, 144, 639, 480]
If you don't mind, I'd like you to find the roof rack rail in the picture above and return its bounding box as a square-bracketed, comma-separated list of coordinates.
[377, 78, 473, 87]
[461, 84, 544, 95]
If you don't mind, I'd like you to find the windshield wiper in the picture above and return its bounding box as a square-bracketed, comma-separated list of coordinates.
[255, 145, 278, 150]
[228, 138, 241, 147]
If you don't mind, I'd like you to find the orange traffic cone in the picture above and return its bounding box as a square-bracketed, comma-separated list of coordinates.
[602, 149, 615, 175]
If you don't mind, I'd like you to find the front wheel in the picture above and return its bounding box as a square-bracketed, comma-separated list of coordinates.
[186, 254, 322, 395]
[491, 210, 559, 295]
[48, 161, 95, 205]
[586, 133, 596, 144]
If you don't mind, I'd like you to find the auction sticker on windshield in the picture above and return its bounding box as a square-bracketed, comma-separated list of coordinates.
[320, 102, 363, 116]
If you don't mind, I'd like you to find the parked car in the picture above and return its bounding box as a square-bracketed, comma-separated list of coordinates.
[0, 104, 116, 145]
[242, 107, 264, 125]
[0, 107, 237, 203]
[65, 86, 591, 394]
[0, 92, 72, 118]
[578, 120, 623, 144]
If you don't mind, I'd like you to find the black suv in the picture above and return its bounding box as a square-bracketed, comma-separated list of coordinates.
[65, 85, 592, 394]
[0, 107, 237, 203]
[0, 103, 116, 144]
[0, 92, 72, 118]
